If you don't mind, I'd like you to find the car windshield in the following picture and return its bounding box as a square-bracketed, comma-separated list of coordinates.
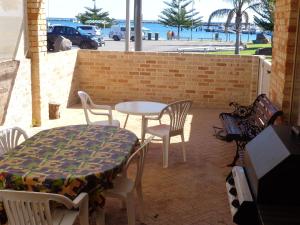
[76, 28, 87, 35]
[78, 26, 93, 31]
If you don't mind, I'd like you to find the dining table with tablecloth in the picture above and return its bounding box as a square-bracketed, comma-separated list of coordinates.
[0, 125, 138, 223]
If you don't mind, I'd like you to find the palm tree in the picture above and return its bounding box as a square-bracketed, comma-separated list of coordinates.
[208, 0, 260, 54]
[253, 0, 275, 32]
[159, 0, 202, 40]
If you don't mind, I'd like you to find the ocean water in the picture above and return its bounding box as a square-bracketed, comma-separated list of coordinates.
[48, 19, 264, 42]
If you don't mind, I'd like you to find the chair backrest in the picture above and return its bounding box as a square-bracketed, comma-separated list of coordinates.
[0, 127, 28, 155]
[78, 91, 93, 125]
[125, 136, 154, 189]
[159, 100, 192, 135]
[0, 190, 75, 225]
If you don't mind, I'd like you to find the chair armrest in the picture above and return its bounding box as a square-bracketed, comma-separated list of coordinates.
[88, 106, 113, 124]
[72, 192, 88, 208]
[89, 109, 111, 117]
[91, 103, 112, 111]
[88, 104, 113, 117]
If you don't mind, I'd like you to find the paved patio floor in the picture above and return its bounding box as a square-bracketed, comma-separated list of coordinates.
[29, 106, 235, 225]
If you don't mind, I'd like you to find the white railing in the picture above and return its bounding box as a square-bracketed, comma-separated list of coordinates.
[258, 56, 272, 96]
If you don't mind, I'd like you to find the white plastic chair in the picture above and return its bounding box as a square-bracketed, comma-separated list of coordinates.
[100, 136, 154, 225]
[142, 100, 192, 168]
[78, 91, 120, 127]
[0, 127, 28, 155]
[0, 190, 89, 225]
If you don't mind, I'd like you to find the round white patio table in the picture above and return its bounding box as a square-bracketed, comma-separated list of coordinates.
[115, 101, 167, 139]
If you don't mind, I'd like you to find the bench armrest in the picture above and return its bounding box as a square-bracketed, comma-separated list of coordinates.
[229, 102, 253, 118]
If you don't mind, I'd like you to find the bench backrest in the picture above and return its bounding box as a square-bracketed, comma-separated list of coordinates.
[251, 94, 283, 128]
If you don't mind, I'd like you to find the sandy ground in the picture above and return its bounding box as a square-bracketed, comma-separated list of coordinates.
[99, 39, 235, 52]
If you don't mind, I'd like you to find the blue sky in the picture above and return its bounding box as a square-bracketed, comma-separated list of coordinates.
[46, 0, 241, 22]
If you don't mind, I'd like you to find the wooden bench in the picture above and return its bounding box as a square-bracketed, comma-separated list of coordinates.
[219, 94, 283, 166]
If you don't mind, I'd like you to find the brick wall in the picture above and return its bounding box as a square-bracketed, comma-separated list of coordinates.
[291, 11, 300, 124]
[271, 0, 300, 116]
[75, 51, 259, 108]
[27, 0, 47, 126]
[27, 0, 47, 56]
[0, 59, 32, 128]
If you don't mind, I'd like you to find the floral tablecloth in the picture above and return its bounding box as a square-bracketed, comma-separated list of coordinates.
[0, 125, 138, 222]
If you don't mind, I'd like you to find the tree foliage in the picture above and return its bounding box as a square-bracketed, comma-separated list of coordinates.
[159, 0, 202, 39]
[76, 6, 114, 27]
[253, 0, 275, 32]
[208, 0, 261, 54]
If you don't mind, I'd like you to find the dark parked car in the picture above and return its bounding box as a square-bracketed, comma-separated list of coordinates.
[47, 25, 104, 51]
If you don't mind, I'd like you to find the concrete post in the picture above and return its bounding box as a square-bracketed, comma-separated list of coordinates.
[125, 0, 130, 51]
[134, 0, 142, 51]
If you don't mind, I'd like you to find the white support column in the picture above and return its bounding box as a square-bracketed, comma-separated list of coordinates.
[125, 0, 130, 51]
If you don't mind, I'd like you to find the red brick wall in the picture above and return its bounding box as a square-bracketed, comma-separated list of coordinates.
[271, 0, 300, 116]
[75, 51, 259, 108]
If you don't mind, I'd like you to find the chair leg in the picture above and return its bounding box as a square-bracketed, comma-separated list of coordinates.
[136, 184, 145, 223]
[126, 193, 136, 225]
[162, 136, 170, 168]
[227, 141, 246, 167]
[180, 133, 186, 162]
[79, 195, 90, 225]
[124, 114, 129, 128]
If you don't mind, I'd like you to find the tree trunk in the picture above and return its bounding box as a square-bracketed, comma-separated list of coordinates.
[235, 30, 241, 54]
[235, 14, 242, 55]
[177, 26, 180, 40]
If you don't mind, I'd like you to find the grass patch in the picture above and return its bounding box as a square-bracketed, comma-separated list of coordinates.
[207, 43, 272, 56]
[246, 43, 271, 49]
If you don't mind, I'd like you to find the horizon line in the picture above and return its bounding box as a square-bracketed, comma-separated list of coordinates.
[46, 17, 238, 24]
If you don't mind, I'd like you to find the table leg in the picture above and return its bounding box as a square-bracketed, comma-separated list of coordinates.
[141, 115, 147, 143]
[123, 114, 129, 128]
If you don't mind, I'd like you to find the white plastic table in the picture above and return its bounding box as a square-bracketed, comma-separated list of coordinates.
[115, 101, 167, 139]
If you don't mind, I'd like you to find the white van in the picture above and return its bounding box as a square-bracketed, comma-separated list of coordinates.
[109, 25, 149, 41]
[76, 25, 101, 36]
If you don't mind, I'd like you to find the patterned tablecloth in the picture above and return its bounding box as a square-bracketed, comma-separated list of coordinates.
[0, 125, 138, 222]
